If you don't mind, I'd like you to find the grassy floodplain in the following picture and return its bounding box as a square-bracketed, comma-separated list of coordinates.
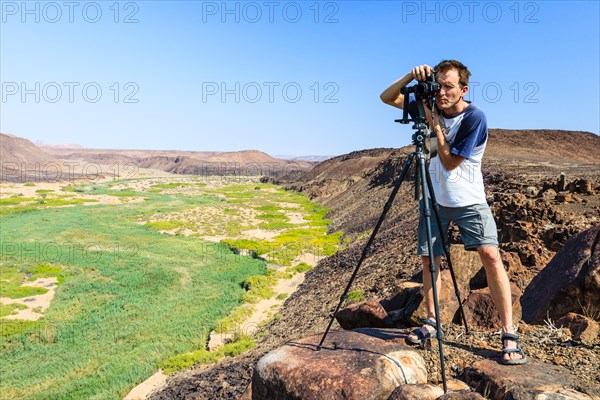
[0, 177, 341, 399]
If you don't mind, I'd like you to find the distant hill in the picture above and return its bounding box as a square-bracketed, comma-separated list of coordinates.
[1, 133, 314, 180]
[0, 133, 59, 166]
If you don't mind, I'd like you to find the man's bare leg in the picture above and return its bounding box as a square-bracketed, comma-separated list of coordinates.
[408, 255, 442, 341]
[477, 246, 524, 362]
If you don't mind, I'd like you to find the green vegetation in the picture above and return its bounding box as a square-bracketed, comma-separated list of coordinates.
[0, 193, 98, 216]
[0, 182, 264, 400]
[158, 336, 255, 374]
[0, 303, 28, 318]
[24, 182, 36, 187]
[146, 220, 190, 231]
[0, 263, 63, 298]
[0, 196, 34, 206]
[289, 262, 313, 274]
[241, 275, 277, 303]
[0, 178, 341, 399]
[276, 293, 288, 300]
[213, 305, 254, 334]
[347, 290, 365, 303]
[151, 182, 206, 190]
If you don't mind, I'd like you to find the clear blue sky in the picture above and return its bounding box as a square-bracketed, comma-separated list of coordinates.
[1, 0, 599, 156]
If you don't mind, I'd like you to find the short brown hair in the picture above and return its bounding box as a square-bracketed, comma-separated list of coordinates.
[434, 60, 471, 87]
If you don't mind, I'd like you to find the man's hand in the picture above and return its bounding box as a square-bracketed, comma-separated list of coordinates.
[380, 63, 434, 109]
[412, 64, 434, 81]
[423, 100, 440, 132]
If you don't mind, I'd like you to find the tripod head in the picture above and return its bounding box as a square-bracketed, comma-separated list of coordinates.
[394, 93, 436, 149]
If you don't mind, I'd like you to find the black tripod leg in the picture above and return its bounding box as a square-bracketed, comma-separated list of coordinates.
[317, 152, 416, 350]
[416, 154, 448, 393]
[425, 170, 470, 335]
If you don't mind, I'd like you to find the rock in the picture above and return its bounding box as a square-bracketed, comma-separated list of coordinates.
[436, 392, 485, 400]
[460, 283, 522, 330]
[521, 224, 600, 324]
[382, 281, 424, 325]
[411, 268, 467, 326]
[500, 250, 531, 287]
[525, 186, 539, 197]
[252, 330, 427, 400]
[336, 300, 394, 330]
[541, 188, 557, 200]
[568, 178, 595, 195]
[385, 379, 475, 399]
[387, 383, 444, 400]
[462, 359, 594, 400]
[556, 313, 600, 343]
[385, 245, 482, 326]
[555, 193, 573, 203]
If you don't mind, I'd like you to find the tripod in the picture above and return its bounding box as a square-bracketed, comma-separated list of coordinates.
[317, 98, 469, 394]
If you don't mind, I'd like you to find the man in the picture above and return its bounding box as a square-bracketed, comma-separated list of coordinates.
[380, 60, 526, 365]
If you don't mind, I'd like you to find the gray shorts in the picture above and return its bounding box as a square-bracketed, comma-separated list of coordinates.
[418, 202, 499, 256]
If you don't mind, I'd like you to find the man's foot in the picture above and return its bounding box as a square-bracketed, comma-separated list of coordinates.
[406, 318, 438, 345]
[500, 332, 527, 365]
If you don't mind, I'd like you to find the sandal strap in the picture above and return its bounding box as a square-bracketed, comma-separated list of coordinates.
[412, 328, 427, 341]
[501, 333, 519, 342]
[502, 346, 524, 354]
[420, 318, 438, 329]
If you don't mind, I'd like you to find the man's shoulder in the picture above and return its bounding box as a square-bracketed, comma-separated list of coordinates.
[464, 104, 486, 121]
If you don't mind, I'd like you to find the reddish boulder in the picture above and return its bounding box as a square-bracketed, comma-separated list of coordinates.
[462, 359, 594, 400]
[336, 300, 394, 330]
[252, 330, 427, 400]
[436, 392, 485, 400]
[387, 383, 443, 400]
[384, 245, 482, 326]
[460, 283, 522, 330]
[521, 224, 600, 324]
[556, 313, 600, 343]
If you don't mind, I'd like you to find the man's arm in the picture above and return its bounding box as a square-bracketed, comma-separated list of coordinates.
[380, 65, 434, 109]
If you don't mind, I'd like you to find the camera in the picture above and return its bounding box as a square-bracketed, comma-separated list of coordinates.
[401, 73, 440, 100]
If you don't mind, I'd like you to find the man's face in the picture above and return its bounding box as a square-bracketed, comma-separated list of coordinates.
[435, 68, 468, 112]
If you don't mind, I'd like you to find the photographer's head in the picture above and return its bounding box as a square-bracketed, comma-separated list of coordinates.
[433, 60, 471, 115]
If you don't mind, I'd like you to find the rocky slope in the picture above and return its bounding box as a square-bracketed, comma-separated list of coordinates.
[151, 129, 600, 399]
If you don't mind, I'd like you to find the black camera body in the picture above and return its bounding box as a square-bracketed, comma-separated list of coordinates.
[401, 74, 440, 100]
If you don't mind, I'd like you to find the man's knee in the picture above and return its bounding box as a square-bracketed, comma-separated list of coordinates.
[478, 246, 502, 268]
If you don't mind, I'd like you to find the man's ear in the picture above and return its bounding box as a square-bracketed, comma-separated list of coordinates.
[460, 85, 469, 99]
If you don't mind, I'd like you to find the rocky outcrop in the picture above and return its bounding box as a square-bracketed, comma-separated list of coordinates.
[387, 383, 444, 399]
[252, 330, 427, 400]
[462, 359, 595, 400]
[336, 300, 394, 330]
[460, 283, 522, 330]
[521, 224, 600, 324]
[556, 313, 600, 343]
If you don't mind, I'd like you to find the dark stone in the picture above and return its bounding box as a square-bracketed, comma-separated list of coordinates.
[436, 392, 485, 400]
[462, 359, 594, 400]
[556, 313, 600, 343]
[386, 383, 443, 400]
[336, 300, 394, 330]
[521, 224, 600, 324]
[459, 283, 522, 330]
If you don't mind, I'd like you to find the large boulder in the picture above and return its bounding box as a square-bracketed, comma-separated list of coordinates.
[336, 300, 394, 330]
[383, 245, 482, 326]
[386, 383, 444, 400]
[521, 224, 600, 324]
[252, 330, 427, 400]
[462, 359, 595, 399]
[460, 283, 522, 330]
